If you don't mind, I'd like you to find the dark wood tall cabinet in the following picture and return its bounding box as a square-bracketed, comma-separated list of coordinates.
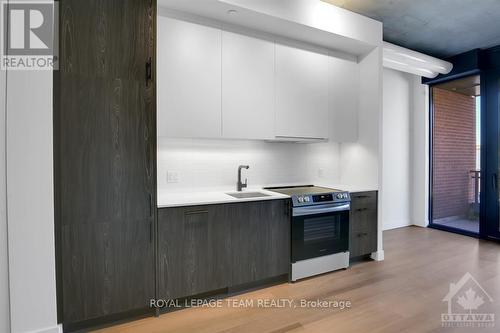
[54, 0, 157, 331]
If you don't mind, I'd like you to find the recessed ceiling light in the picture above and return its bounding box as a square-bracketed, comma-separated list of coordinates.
[227, 9, 238, 15]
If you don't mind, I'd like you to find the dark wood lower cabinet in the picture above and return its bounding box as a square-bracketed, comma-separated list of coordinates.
[349, 191, 378, 258]
[157, 206, 231, 300]
[231, 200, 290, 285]
[158, 200, 290, 300]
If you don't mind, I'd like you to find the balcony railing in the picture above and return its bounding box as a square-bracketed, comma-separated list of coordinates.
[469, 170, 480, 218]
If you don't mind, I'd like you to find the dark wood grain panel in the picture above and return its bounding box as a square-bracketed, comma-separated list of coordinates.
[60, 0, 151, 80]
[157, 206, 231, 300]
[61, 220, 155, 323]
[350, 191, 378, 210]
[230, 200, 290, 286]
[55, 0, 157, 329]
[349, 191, 378, 258]
[267, 200, 291, 277]
[158, 200, 290, 300]
[59, 76, 153, 224]
[351, 207, 377, 232]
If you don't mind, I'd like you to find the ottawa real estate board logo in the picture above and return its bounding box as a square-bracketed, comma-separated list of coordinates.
[442, 272, 495, 328]
[1, 1, 58, 70]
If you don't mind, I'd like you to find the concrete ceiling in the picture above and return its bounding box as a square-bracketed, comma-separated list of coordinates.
[322, 0, 500, 58]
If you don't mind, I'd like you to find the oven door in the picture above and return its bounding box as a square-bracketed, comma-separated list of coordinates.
[291, 203, 350, 262]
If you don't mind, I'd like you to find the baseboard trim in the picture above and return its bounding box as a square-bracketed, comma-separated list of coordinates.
[63, 307, 154, 333]
[24, 324, 63, 333]
[412, 219, 429, 228]
[382, 221, 411, 231]
[371, 250, 384, 261]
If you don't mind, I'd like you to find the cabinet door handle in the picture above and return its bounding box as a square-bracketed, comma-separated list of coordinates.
[145, 57, 152, 86]
[354, 195, 370, 199]
[149, 193, 153, 217]
[356, 208, 368, 212]
[149, 220, 153, 243]
[184, 210, 209, 216]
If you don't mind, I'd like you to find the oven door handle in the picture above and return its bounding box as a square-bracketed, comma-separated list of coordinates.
[293, 203, 350, 217]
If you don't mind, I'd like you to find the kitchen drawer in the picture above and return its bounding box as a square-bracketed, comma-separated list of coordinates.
[350, 206, 377, 232]
[350, 191, 377, 210]
[349, 191, 378, 259]
[350, 231, 377, 258]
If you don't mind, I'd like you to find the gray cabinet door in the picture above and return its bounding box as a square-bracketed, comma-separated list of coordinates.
[158, 206, 231, 300]
[230, 200, 290, 285]
[349, 192, 378, 258]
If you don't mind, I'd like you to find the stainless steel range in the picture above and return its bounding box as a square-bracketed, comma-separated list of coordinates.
[266, 185, 350, 281]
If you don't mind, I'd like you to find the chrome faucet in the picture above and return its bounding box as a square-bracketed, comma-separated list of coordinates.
[237, 165, 250, 192]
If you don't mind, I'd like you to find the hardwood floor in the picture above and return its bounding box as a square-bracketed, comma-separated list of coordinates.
[94, 227, 500, 333]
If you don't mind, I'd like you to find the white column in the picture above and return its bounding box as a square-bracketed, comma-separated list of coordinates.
[1, 26, 11, 333]
[5, 0, 60, 331]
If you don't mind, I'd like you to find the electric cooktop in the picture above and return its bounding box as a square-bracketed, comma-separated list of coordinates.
[265, 185, 350, 207]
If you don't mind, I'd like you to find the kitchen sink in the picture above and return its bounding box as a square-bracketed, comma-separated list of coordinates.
[226, 191, 271, 199]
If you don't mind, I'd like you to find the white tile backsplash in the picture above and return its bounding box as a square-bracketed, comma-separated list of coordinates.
[157, 138, 341, 193]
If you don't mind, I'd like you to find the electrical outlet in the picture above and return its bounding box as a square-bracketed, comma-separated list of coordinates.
[167, 171, 180, 183]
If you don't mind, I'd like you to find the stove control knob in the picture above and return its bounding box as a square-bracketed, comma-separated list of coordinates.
[336, 194, 343, 199]
[344, 193, 348, 199]
[298, 196, 304, 203]
[304, 196, 310, 202]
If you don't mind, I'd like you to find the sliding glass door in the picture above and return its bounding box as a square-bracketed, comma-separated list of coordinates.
[430, 75, 481, 236]
[483, 70, 500, 240]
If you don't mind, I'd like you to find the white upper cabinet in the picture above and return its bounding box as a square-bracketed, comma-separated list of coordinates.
[157, 16, 360, 143]
[222, 32, 275, 140]
[275, 44, 330, 140]
[157, 17, 222, 138]
[329, 57, 360, 142]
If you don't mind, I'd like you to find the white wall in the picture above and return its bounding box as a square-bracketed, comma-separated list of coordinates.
[382, 69, 412, 230]
[306, 141, 342, 186]
[7, 70, 59, 333]
[1, 45, 10, 333]
[410, 76, 430, 227]
[6, 1, 59, 330]
[380, 68, 429, 231]
[340, 48, 381, 188]
[158, 138, 309, 192]
[6, 70, 59, 333]
[157, 138, 342, 193]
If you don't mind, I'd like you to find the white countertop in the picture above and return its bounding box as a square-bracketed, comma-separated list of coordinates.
[157, 184, 378, 208]
[157, 188, 290, 208]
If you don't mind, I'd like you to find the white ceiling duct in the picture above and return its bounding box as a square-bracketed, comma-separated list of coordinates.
[383, 42, 453, 78]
